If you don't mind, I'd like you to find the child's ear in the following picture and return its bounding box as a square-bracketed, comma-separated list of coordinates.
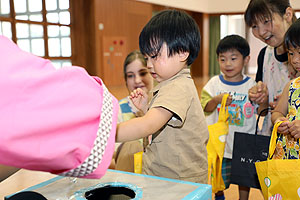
[284, 7, 294, 23]
[179, 51, 189, 62]
[244, 55, 250, 65]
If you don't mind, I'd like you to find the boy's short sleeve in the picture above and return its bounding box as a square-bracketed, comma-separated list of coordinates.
[200, 89, 213, 116]
[150, 82, 190, 127]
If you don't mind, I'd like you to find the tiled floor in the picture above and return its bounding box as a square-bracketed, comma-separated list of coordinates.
[222, 184, 264, 200]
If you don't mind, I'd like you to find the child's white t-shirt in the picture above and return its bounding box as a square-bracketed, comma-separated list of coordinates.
[201, 74, 257, 159]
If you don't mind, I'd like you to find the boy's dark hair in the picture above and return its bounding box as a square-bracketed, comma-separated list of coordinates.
[139, 9, 201, 66]
[244, 0, 296, 27]
[284, 18, 300, 50]
[216, 35, 250, 58]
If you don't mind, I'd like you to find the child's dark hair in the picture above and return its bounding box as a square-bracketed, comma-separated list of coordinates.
[284, 18, 300, 50]
[139, 9, 201, 66]
[244, 0, 296, 27]
[216, 35, 250, 58]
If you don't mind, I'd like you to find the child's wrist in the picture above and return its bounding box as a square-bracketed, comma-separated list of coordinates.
[213, 97, 221, 106]
[135, 110, 145, 117]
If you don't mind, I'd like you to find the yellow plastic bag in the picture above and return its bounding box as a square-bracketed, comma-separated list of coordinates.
[255, 121, 300, 200]
[207, 94, 229, 193]
[134, 151, 143, 174]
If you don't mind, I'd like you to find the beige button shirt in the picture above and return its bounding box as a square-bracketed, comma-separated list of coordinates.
[142, 68, 209, 183]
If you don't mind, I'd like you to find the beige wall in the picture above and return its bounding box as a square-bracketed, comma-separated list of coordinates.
[247, 30, 265, 75]
[136, 0, 300, 13]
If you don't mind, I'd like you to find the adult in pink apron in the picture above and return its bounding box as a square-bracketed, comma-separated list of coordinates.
[0, 36, 118, 179]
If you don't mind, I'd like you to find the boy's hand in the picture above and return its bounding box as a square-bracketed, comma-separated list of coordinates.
[288, 120, 300, 139]
[130, 88, 148, 114]
[225, 95, 232, 106]
[274, 117, 289, 135]
[214, 93, 232, 106]
[248, 81, 268, 105]
[204, 93, 231, 113]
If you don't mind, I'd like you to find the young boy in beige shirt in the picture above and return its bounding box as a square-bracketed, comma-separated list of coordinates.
[117, 9, 209, 183]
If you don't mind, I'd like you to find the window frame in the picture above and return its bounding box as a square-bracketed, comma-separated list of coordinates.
[0, 0, 72, 63]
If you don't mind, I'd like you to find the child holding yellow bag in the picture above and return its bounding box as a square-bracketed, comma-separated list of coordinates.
[271, 18, 300, 159]
[201, 35, 264, 200]
[256, 18, 300, 200]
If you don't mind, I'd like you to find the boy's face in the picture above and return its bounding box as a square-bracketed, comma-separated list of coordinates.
[144, 43, 188, 83]
[288, 46, 300, 72]
[218, 49, 249, 82]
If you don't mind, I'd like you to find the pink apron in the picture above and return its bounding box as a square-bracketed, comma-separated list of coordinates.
[0, 36, 118, 179]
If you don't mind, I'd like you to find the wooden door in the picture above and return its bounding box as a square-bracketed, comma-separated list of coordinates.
[102, 36, 127, 86]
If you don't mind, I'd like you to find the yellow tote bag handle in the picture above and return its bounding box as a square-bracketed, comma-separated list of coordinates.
[218, 94, 229, 122]
[134, 151, 143, 174]
[206, 93, 229, 193]
[268, 121, 284, 160]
